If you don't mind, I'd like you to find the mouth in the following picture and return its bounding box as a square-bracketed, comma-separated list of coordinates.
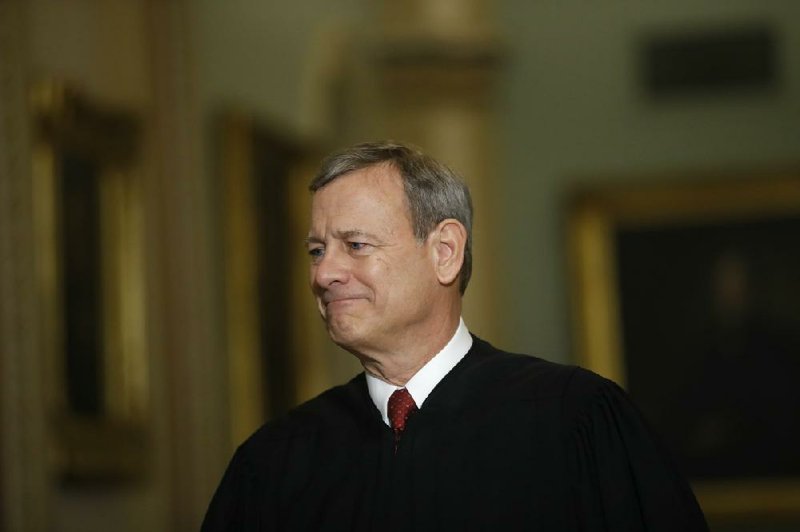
[325, 296, 363, 307]
[320, 293, 368, 313]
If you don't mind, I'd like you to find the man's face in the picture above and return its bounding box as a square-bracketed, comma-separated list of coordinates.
[307, 164, 440, 356]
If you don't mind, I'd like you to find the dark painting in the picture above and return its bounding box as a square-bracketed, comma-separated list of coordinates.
[616, 216, 800, 480]
[251, 129, 296, 418]
[60, 150, 105, 417]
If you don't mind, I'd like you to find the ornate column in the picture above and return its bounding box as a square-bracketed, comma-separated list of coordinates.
[0, 1, 49, 530]
[145, 1, 228, 528]
[375, 0, 504, 339]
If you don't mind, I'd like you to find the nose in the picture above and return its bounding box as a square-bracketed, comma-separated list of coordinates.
[311, 247, 351, 291]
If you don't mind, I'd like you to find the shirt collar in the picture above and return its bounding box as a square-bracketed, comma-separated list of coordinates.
[366, 318, 472, 426]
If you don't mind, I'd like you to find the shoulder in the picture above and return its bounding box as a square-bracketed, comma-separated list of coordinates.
[466, 335, 623, 419]
[236, 373, 371, 461]
[468, 335, 609, 394]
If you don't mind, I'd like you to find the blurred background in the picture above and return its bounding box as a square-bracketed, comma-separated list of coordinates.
[1, 1, 799, 531]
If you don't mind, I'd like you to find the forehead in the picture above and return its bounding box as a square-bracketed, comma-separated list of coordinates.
[310, 164, 412, 233]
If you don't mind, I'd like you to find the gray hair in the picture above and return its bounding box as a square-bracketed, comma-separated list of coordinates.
[310, 141, 473, 294]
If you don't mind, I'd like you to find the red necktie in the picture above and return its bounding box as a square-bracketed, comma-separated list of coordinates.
[388, 388, 418, 451]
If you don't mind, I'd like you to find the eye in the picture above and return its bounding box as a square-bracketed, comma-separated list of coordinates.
[308, 246, 324, 261]
[348, 241, 369, 251]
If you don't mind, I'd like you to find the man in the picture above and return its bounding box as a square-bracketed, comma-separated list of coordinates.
[202, 141, 708, 531]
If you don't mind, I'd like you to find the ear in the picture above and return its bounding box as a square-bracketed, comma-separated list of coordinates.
[429, 219, 467, 287]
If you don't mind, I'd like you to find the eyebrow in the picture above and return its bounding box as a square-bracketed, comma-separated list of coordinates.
[336, 229, 382, 242]
[304, 229, 384, 246]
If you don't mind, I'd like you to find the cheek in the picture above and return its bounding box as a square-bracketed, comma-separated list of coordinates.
[357, 258, 388, 292]
[385, 254, 436, 295]
[354, 248, 434, 299]
[347, 257, 400, 305]
[309, 266, 322, 297]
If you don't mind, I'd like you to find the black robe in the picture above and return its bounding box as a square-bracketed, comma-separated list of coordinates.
[202, 336, 707, 531]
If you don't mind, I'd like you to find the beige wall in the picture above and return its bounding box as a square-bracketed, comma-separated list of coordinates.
[28, 0, 150, 107]
[16, 1, 169, 531]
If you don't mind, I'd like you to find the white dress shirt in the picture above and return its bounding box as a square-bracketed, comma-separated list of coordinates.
[365, 318, 473, 426]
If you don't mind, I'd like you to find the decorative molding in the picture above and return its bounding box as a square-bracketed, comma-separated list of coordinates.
[374, 0, 505, 340]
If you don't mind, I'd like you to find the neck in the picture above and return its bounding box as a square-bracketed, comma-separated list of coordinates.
[357, 307, 461, 387]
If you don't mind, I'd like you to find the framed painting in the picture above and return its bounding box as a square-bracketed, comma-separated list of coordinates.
[568, 172, 800, 524]
[31, 81, 148, 482]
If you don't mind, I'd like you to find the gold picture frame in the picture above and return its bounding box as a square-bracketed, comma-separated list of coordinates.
[568, 172, 800, 525]
[218, 112, 329, 449]
[31, 81, 148, 482]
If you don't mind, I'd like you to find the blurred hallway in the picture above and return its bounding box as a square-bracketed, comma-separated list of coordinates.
[1, 1, 799, 530]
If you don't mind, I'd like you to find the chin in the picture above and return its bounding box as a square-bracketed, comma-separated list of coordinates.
[326, 319, 369, 351]
[326, 316, 356, 339]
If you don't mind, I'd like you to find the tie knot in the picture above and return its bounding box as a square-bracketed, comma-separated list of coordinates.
[388, 388, 418, 435]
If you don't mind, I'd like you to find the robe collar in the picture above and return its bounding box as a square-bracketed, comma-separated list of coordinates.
[365, 318, 472, 426]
